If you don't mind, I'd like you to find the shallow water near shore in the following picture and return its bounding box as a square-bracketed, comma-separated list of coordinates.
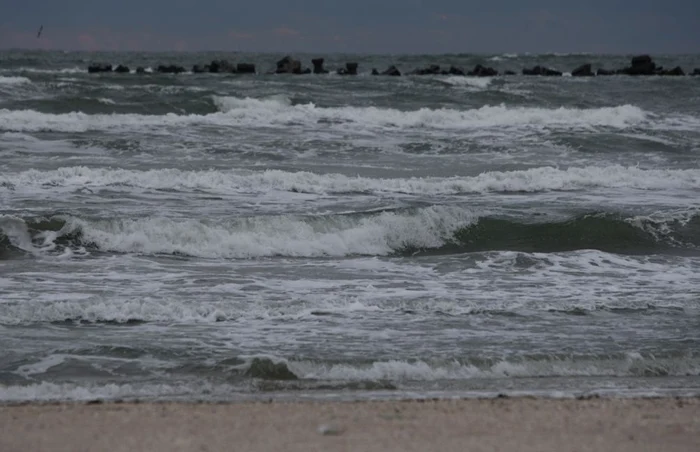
[1, 50, 700, 402]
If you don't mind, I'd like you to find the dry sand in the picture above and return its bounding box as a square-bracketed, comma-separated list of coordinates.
[1, 397, 699, 452]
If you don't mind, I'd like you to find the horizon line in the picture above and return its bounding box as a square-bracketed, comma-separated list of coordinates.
[2, 47, 699, 57]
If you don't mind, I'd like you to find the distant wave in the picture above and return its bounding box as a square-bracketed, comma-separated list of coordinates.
[0, 75, 31, 86]
[3, 99, 683, 134]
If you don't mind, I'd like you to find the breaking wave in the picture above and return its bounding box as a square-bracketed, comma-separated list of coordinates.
[2, 209, 698, 260]
[0, 76, 31, 85]
[5, 165, 700, 196]
[2, 98, 688, 133]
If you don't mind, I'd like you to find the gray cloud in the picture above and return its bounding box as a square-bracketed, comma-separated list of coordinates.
[1, 0, 699, 53]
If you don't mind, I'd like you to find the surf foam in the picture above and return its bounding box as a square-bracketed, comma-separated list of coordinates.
[0, 101, 669, 133]
[0, 76, 31, 85]
[6, 165, 700, 196]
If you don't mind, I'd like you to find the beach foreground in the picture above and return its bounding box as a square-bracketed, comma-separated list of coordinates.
[1, 398, 698, 452]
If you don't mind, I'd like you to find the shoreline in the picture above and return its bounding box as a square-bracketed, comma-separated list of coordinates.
[1, 397, 698, 452]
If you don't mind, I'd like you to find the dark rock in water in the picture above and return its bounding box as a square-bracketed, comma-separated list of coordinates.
[572, 63, 594, 76]
[659, 66, 685, 76]
[244, 358, 298, 380]
[192, 64, 208, 73]
[692, 68, 700, 76]
[523, 65, 562, 76]
[382, 65, 401, 76]
[597, 68, 615, 76]
[312, 58, 328, 74]
[631, 55, 653, 67]
[337, 62, 359, 76]
[209, 59, 236, 73]
[448, 66, 465, 76]
[504, 70, 516, 75]
[237, 63, 256, 74]
[468, 64, 498, 77]
[371, 68, 379, 76]
[621, 55, 656, 75]
[87, 64, 112, 73]
[301, 68, 312, 74]
[135, 67, 147, 74]
[157, 64, 186, 74]
[114, 65, 130, 74]
[276, 55, 302, 74]
[412, 64, 441, 75]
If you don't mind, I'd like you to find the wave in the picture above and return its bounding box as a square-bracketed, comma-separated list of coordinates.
[285, 353, 700, 381]
[1, 209, 698, 261]
[0, 67, 83, 74]
[441, 76, 492, 89]
[2, 99, 684, 133]
[0, 76, 31, 85]
[4, 353, 698, 387]
[6, 165, 700, 196]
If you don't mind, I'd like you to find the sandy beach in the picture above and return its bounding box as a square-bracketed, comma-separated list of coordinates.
[1, 397, 698, 452]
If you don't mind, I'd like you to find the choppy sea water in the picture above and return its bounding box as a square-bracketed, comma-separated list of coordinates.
[1, 50, 700, 403]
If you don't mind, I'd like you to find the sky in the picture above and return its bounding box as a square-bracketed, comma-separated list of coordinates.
[1, 0, 699, 54]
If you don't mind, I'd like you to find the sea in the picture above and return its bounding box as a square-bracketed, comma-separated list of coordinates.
[1, 50, 700, 403]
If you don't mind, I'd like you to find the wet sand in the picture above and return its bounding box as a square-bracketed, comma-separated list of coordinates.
[1, 397, 699, 452]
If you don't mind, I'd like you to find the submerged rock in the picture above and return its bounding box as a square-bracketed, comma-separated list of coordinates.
[337, 62, 358, 75]
[312, 58, 328, 74]
[572, 63, 594, 76]
[412, 64, 441, 75]
[381, 65, 401, 76]
[244, 358, 298, 380]
[208, 59, 236, 73]
[620, 55, 656, 75]
[87, 64, 112, 73]
[276, 56, 302, 74]
[237, 63, 256, 74]
[597, 68, 615, 76]
[523, 65, 562, 76]
[468, 64, 498, 77]
[156, 64, 186, 74]
[659, 66, 685, 76]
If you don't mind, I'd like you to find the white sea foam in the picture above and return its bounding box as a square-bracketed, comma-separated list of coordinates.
[6, 165, 700, 196]
[0, 382, 234, 402]
[59, 205, 474, 258]
[443, 76, 492, 89]
[291, 355, 700, 381]
[97, 97, 116, 105]
[0, 76, 31, 85]
[1, 100, 677, 134]
[2, 67, 84, 74]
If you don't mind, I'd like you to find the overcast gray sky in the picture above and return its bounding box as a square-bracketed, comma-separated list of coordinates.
[1, 0, 699, 53]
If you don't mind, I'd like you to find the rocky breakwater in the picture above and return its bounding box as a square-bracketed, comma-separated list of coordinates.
[86, 54, 699, 78]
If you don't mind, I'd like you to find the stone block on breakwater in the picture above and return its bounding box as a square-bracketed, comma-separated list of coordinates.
[87, 64, 112, 73]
